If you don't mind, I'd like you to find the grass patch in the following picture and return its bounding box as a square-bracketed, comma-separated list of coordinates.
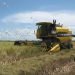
[0, 41, 74, 75]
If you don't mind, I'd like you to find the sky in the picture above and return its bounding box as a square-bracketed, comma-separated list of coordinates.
[0, 0, 75, 40]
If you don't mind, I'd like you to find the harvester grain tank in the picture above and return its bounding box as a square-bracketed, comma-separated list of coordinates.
[36, 20, 75, 52]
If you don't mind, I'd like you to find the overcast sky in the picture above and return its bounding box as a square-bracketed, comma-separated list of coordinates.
[0, 0, 75, 40]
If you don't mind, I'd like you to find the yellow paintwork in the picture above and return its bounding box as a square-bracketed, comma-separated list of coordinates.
[57, 37, 72, 43]
[56, 27, 69, 33]
[56, 27, 72, 42]
[49, 44, 60, 52]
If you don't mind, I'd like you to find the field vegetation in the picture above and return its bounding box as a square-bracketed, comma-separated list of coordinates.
[0, 41, 75, 75]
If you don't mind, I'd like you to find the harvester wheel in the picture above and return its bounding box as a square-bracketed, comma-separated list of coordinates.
[71, 43, 73, 48]
[41, 42, 47, 51]
[67, 42, 73, 49]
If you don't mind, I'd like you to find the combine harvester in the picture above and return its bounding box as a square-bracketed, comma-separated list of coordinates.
[36, 20, 75, 52]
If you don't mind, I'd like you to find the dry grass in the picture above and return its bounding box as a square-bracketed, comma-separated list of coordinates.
[0, 41, 75, 75]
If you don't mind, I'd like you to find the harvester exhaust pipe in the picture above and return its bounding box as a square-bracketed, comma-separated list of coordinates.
[51, 19, 56, 34]
[53, 19, 56, 24]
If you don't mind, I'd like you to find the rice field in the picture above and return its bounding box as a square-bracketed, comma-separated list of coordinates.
[0, 41, 75, 75]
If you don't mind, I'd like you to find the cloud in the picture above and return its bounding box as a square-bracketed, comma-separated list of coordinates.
[0, 28, 37, 40]
[2, 11, 75, 30]
[2, 11, 75, 25]
[1, 11, 75, 40]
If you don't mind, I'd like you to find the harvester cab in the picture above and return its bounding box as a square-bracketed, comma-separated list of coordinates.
[36, 20, 74, 52]
[36, 20, 57, 38]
